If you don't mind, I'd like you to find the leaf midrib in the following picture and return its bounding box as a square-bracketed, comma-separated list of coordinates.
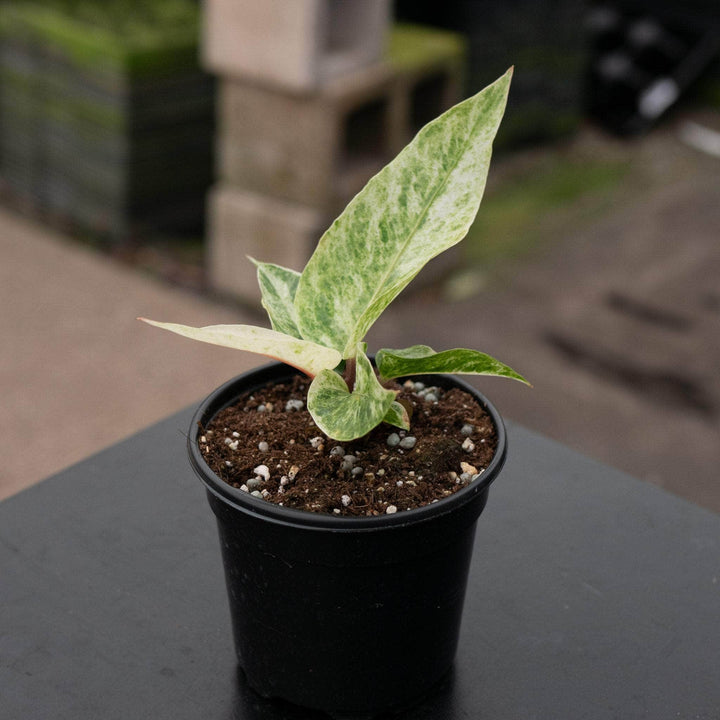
[343, 108, 487, 356]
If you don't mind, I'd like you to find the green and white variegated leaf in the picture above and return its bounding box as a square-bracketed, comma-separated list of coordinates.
[295, 69, 513, 357]
[138, 318, 340, 377]
[383, 400, 411, 431]
[376, 345, 529, 384]
[251, 259, 302, 338]
[307, 348, 397, 441]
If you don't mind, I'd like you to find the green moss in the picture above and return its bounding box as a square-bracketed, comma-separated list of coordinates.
[388, 23, 467, 73]
[0, 1, 201, 79]
[464, 153, 630, 267]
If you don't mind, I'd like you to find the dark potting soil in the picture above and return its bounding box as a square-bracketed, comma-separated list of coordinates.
[200, 375, 498, 516]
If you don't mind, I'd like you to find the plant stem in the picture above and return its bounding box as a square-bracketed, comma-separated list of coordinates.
[343, 357, 357, 391]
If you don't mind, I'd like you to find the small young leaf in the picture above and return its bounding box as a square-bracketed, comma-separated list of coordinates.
[307, 349, 397, 441]
[295, 69, 513, 357]
[383, 400, 411, 431]
[251, 259, 302, 338]
[138, 319, 340, 377]
[376, 345, 529, 384]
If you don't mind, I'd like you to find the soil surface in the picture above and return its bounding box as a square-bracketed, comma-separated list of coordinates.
[199, 375, 498, 516]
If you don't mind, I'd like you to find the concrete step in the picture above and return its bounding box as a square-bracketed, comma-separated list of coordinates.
[202, 0, 390, 91]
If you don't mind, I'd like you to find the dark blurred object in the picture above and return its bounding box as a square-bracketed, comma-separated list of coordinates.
[585, 1, 720, 134]
[0, 0, 214, 240]
[394, 0, 587, 150]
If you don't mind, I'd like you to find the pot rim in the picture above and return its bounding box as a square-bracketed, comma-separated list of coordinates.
[188, 362, 507, 531]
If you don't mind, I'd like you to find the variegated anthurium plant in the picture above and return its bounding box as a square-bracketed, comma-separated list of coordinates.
[141, 69, 528, 442]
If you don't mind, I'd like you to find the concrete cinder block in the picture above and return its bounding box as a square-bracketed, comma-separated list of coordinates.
[209, 24, 468, 303]
[202, 0, 391, 90]
[207, 185, 329, 303]
[216, 25, 465, 212]
[217, 63, 396, 212]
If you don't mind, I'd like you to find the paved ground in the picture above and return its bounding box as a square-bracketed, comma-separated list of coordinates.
[0, 210, 257, 500]
[1, 110, 718, 511]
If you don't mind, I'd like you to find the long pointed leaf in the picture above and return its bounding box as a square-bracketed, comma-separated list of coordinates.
[251, 259, 302, 338]
[307, 349, 396, 441]
[138, 318, 340, 377]
[376, 345, 529, 384]
[295, 69, 513, 357]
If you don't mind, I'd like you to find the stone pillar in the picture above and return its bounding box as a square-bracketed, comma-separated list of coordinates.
[203, 1, 466, 303]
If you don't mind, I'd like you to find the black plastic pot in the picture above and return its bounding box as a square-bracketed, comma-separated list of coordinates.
[188, 362, 507, 719]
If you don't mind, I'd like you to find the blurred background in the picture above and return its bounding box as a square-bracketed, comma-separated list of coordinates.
[1, 0, 718, 510]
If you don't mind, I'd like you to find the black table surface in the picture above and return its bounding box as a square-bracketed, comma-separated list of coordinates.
[1, 408, 719, 720]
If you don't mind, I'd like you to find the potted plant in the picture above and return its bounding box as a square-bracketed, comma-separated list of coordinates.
[141, 68, 528, 718]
